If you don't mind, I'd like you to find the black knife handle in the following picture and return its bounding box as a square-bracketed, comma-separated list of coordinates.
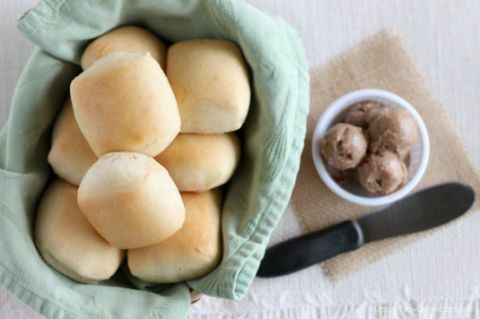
[257, 220, 364, 277]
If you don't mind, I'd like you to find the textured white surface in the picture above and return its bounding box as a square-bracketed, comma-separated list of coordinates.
[1, 0, 480, 318]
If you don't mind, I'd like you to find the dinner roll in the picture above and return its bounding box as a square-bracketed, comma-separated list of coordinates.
[128, 190, 222, 283]
[47, 98, 97, 185]
[35, 179, 124, 283]
[78, 152, 185, 249]
[81, 25, 167, 70]
[71, 52, 180, 157]
[155, 133, 241, 191]
[167, 39, 251, 133]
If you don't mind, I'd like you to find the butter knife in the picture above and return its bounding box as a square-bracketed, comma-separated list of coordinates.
[257, 182, 475, 277]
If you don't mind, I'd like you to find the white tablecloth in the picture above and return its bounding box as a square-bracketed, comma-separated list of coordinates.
[1, 1, 480, 318]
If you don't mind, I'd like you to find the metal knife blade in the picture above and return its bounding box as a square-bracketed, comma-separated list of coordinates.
[257, 182, 475, 278]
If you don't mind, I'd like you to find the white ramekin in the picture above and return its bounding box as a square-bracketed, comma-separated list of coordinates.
[312, 89, 430, 207]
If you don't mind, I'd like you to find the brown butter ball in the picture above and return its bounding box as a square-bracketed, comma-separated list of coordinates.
[344, 101, 384, 128]
[320, 123, 368, 170]
[368, 107, 419, 159]
[357, 151, 408, 195]
[325, 162, 354, 185]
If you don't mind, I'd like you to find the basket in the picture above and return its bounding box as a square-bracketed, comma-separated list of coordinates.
[0, 0, 309, 317]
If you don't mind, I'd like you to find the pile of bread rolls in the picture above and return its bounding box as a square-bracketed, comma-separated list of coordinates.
[35, 26, 250, 284]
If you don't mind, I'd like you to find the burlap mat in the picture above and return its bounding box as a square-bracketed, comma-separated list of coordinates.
[291, 30, 480, 280]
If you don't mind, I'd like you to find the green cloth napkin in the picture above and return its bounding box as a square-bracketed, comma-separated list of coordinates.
[0, 0, 309, 318]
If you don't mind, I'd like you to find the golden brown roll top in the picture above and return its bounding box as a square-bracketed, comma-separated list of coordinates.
[167, 39, 251, 134]
[78, 152, 185, 249]
[71, 52, 180, 157]
[155, 133, 240, 191]
[35, 179, 124, 283]
[81, 25, 167, 70]
[128, 190, 222, 283]
[48, 98, 97, 185]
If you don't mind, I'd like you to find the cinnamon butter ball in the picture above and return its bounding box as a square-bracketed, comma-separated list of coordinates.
[368, 107, 419, 159]
[357, 151, 408, 195]
[344, 101, 383, 128]
[324, 163, 353, 185]
[320, 123, 368, 170]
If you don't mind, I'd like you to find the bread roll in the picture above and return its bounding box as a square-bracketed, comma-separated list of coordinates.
[78, 152, 185, 249]
[71, 52, 180, 157]
[35, 179, 124, 283]
[47, 98, 97, 185]
[155, 133, 240, 191]
[81, 26, 167, 70]
[167, 39, 251, 133]
[128, 190, 222, 283]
